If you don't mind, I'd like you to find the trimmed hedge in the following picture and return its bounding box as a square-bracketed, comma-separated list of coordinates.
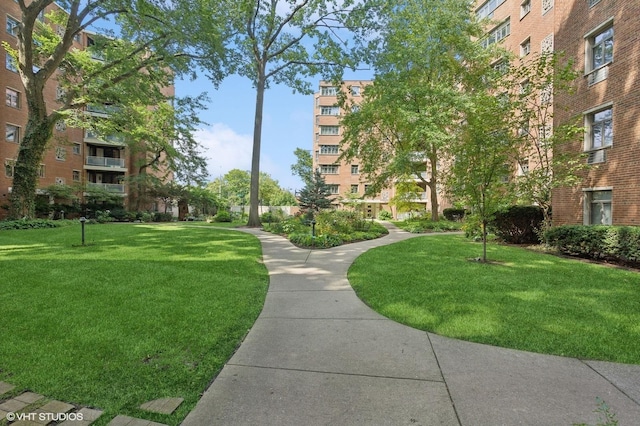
[490, 205, 543, 244]
[545, 225, 640, 267]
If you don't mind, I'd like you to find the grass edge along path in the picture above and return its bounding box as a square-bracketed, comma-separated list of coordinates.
[348, 234, 640, 365]
[0, 224, 268, 426]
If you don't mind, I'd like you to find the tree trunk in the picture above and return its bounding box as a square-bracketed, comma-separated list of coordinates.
[247, 68, 266, 227]
[427, 150, 439, 221]
[8, 89, 52, 219]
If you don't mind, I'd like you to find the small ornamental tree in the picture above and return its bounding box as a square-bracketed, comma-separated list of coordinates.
[297, 171, 334, 220]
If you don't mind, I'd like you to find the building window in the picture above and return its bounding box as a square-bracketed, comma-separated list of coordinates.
[585, 22, 613, 82]
[585, 190, 612, 225]
[350, 86, 361, 96]
[38, 164, 45, 178]
[6, 124, 19, 143]
[588, 0, 602, 8]
[518, 159, 530, 175]
[351, 165, 359, 174]
[520, 38, 531, 57]
[542, 0, 554, 15]
[520, 0, 531, 18]
[319, 145, 339, 155]
[73, 170, 81, 182]
[4, 160, 15, 178]
[586, 107, 613, 150]
[320, 86, 338, 96]
[327, 184, 339, 195]
[319, 165, 339, 174]
[6, 88, 20, 108]
[73, 143, 81, 155]
[350, 184, 359, 193]
[6, 53, 18, 72]
[319, 125, 339, 135]
[482, 19, 510, 48]
[55, 120, 66, 132]
[6, 16, 19, 36]
[320, 106, 340, 115]
[476, 0, 506, 19]
[591, 27, 613, 70]
[55, 146, 67, 161]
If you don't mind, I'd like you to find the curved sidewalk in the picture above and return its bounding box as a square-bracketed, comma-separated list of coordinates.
[182, 226, 640, 426]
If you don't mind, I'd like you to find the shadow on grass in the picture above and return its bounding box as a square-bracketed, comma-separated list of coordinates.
[348, 235, 640, 365]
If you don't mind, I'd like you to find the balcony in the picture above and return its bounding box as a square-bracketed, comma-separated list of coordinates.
[86, 182, 125, 193]
[86, 156, 125, 168]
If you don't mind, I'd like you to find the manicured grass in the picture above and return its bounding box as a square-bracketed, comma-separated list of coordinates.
[0, 223, 268, 425]
[348, 235, 640, 364]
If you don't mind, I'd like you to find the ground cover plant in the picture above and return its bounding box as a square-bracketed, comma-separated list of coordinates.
[0, 223, 268, 425]
[394, 217, 462, 233]
[262, 210, 388, 248]
[348, 234, 640, 364]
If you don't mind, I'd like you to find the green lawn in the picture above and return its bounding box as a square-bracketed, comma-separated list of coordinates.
[348, 235, 640, 365]
[0, 223, 268, 425]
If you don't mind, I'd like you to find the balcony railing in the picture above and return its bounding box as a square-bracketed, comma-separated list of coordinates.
[86, 182, 125, 193]
[86, 156, 125, 168]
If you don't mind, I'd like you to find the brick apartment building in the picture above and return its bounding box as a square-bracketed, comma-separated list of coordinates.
[1, 1, 174, 219]
[313, 81, 436, 219]
[477, 0, 639, 226]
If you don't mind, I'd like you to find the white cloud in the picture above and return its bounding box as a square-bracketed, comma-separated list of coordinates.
[194, 123, 300, 188]
[195, 123, 253, 180]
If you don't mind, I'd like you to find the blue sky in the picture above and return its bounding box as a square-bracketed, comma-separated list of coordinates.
[176, 68, 372, 193]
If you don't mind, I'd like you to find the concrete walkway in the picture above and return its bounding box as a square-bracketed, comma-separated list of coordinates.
[182, 225, 640, 426]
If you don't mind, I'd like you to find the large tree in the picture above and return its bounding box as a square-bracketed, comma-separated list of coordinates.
[338, 0, 491, 221]
[184, 0, 385, 226]
[2, 0, 210, 219]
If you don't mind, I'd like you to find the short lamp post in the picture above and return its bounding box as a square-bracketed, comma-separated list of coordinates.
[79, 217, 86, 246]
[311, 219, 316, 238]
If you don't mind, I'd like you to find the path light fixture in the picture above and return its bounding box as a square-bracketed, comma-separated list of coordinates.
[311, 219, 316, 238]
[79, 216, 86, 246]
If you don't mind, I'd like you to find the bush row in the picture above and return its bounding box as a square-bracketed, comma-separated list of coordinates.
[545, 225, 640, 267]
[396, 219, 462, 233]
[0, 219, 75, 231]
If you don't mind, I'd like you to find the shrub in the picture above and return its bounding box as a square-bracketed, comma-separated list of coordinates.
[261, 210, 285, 223]
[545, 225, 640, 267]
[213, 211, 232, 222]
[378, 210, 393, 220]
[109, 208, 130, 222]
[289, 233, 343, 248]
[95, 210, 114, 223]
[397, 218, 462, 233]
[0, 219, 73, 231]
[153, 212, 174, 222]
[490, 205, 543, 244]
[443, 208, 467, 222]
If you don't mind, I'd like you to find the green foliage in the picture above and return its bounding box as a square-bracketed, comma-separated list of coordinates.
[0, 219, 74, 231]
[263, 210, 388, 248]
[213, 211, 233, 223]
[153, 212, 174, 222]
[291, 148, 314, 186]
[490, 205, 544, 244]
[260, 210, 285, 224]
[545, 225, 640, 267]
[443, 208, 467, 222]
[396, 218, 462, 233]
[289, 233, 343, 249]
[377, 210, 393, 220]
[297, 171, 335, 216]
